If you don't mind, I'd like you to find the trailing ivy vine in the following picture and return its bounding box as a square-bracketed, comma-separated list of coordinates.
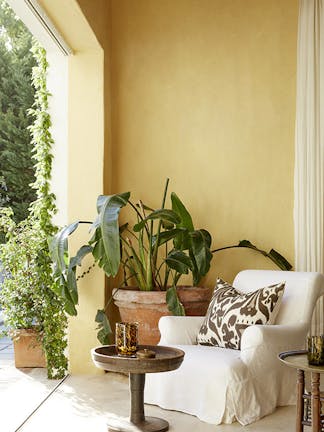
[28, 41, 68, 379]
[0, 41, 68, 379]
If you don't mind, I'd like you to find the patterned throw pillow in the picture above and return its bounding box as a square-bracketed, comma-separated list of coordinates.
[197, 278, 285, 350]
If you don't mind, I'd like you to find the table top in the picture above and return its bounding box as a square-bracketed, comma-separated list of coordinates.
[278, 350, 324, 373]
[91, 345, 185, 374]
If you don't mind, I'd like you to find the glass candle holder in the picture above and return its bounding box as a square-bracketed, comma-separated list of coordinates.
[307, 335, 324, 365]
[115, 322, 138, 357]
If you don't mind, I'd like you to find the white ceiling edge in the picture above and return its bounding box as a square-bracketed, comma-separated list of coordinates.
[6, 0, 73, 56]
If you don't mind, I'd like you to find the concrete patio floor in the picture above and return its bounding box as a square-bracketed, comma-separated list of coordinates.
[0, 336, 298, 432]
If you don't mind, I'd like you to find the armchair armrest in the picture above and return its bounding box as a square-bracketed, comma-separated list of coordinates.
[240, 323, 308, 367]
[158, 316, 204, 345]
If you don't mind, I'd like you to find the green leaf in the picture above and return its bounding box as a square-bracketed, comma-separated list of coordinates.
[237, 240, 267, 254]
[166, 286, 185, 316]
[67, 268, 78, 305]
[238, 239, 256, 249]
[166, 250, 193, 274]
[152, 228, 185, 248]
[96, 192, 130, 276]
[69, 245, 93, 269]
[49, 221, 79, 278]
[63, 295, 78, 316]
[171, 192, 194, 250]
[236, 240, 292, 270]
[171, 192, 194, 231]
[268, 249, 293, 271]
[95, 309, 113, 344]
[133, 209, 181, 232]
[190, 229, 213, 283]
[97, 192, 130, 213]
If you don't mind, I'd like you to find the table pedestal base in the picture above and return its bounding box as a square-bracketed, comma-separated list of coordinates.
[107, 415, 169, 432]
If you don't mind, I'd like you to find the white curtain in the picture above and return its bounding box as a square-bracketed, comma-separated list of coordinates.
[294, 0, 324, 335]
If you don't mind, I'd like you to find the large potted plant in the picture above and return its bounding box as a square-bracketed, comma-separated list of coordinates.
[50, 179, 213, 344]
[49, 179, 292, 345]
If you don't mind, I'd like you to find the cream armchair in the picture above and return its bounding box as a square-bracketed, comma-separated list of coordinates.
[144, 270, 324, 425]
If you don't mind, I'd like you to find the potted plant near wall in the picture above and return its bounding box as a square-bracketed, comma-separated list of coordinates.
[0, 209, 68, 378]
[49, 179, 292, 345]
[50, 179, 213, 344]
[0, 211, 45, 369]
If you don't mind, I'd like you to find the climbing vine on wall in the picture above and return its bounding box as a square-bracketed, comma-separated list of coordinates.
[28, 41, 68, 379]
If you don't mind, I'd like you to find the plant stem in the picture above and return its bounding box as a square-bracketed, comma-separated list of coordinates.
[211, 244, 266, 256]
[152, 178, 169, 270]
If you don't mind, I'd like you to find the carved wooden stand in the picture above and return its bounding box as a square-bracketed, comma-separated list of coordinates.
[91, 345, 184, 432]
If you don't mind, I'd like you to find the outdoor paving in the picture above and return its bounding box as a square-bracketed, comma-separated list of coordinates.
[0, 335, 14, 363]
[0, 315, 14, 367]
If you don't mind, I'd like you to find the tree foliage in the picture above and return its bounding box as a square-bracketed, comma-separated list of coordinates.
[0, 0, 36, 222]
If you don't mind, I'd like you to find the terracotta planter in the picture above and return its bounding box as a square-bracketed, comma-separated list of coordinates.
[12, 329, 46, 368]
[113, 286, 211, 345]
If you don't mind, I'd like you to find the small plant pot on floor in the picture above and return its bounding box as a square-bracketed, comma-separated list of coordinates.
[12, 329, 46, 368]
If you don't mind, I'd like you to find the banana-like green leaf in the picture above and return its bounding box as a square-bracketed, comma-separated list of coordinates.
[67, 268, 78, 305]
[166, 286, 185, 316]
[69, 245, 93, 270]
[63, 296, 78, 316]
[152, 228, 185, 248]
[50, 278, 76, 316]
[171, 192, 194, 250]
[236, 240, 292, 270]
[97, 192, 130, 276]
[171, 192, 194, 231]
[133, 209, 181, 232]
[97, 193, 129, 213]
[48, 221, 90, 315]
[95, 309, 113, 344]
[63, 245, 92, 305]
[166, 250, 193, 274]
[92, 237, 113, 275]
[268, 249, 293, 270]
[49, 221, 80, 279]
[52, 278, 77, 316]
[190, 229, 213, 283]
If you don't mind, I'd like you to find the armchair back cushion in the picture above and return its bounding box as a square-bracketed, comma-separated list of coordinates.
[233, 270, 323, 325]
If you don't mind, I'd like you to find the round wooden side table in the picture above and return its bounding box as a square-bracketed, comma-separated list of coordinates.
[279, 350, 324, 432]
[91, 344, 185, 432]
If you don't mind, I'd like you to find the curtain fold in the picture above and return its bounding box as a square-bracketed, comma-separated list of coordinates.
[294, 0, 324, 334]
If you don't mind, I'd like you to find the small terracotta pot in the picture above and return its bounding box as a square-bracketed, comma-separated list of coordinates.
[113, 286, 211, 345]
[12, 328, 46, 368]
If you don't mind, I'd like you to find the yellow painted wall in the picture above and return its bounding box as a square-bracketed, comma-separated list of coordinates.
[109, 0, 298, 285]
[37, 0, 298, 374]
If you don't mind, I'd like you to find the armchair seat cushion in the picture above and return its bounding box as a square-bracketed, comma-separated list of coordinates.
[145, 344, 262, 425]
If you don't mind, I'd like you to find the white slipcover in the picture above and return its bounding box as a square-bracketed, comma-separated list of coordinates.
[144, 270, 324, 425]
